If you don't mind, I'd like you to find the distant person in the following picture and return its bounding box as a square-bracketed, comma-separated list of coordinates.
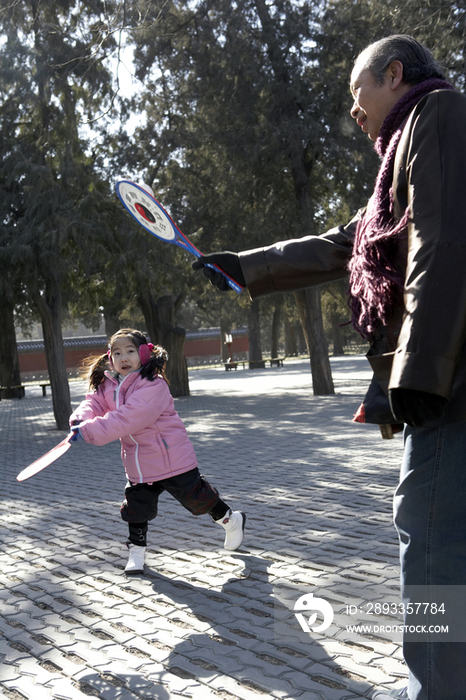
[193, 35, 466, 700]
[69, 328, 245, 574]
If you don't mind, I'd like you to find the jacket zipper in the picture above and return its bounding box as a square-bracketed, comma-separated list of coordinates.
[129, 435, 144, 483]
[115, 374, 144, 484]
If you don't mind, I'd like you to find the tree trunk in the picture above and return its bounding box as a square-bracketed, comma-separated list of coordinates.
[294, 288, 335, 395]
[331, 305, 345, 356]
[296, 321, 307, 355]
[0, 295, 22, 397]
[138, 291, 189, 396]
[156, 296, 189, 396]
[271, 301, 282, 358]
[137, 291, 159, 345]
[284, 316, 298, 356]
[103, 302, 123, 338]
[32, 282, 72, 429]
[248, 298, 263, 366]
[166, 327, 189, 396]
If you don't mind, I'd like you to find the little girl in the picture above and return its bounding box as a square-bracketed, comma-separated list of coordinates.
[69, 328, 246, 574]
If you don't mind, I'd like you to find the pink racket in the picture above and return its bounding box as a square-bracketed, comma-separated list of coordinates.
[16, 433, 74, 482]
[115, 179, 243, 293]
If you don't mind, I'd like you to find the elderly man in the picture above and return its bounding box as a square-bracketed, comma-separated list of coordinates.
[193, 35, 466, 700]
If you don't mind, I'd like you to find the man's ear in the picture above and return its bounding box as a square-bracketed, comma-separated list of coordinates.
[388, 60, 405, 90]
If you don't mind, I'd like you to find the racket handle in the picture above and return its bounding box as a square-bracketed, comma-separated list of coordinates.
[205, 263, 244, 294]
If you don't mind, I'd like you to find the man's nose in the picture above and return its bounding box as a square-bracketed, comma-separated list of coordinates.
[350, 100, 359, 119]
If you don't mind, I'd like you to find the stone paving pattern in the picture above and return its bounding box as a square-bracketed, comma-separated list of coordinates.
[0, 357, 408, 700]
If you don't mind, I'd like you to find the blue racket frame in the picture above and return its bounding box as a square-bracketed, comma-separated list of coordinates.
[116, 180, 243, 294]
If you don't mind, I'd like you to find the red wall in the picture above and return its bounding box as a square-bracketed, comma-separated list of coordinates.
[183, 336, 249, 357]
[19, 347, 106, 374]
[18, 336, 249, 374]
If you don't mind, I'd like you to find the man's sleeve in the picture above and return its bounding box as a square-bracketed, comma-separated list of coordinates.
[238, 212, 361, 299]
[389, 90, 466, 398]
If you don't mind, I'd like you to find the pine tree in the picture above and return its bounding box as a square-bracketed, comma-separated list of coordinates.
[0, 0, 116, 426]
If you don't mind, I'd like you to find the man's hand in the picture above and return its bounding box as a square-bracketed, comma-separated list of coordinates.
[192, 252, 246, 291]
[389, 388, 447, 427]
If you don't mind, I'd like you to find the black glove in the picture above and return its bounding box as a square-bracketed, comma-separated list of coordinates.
[192, 251, 246, 291]
[388, 388, 447, 427]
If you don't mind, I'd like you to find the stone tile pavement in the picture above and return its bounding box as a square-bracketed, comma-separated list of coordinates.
[0, 356, 408, 700]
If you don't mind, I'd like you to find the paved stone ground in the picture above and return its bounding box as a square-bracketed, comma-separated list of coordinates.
[0, 356, 409, 700]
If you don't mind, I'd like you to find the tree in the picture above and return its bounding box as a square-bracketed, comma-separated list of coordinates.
[0, 172, 24, 395]
[126, 0, 378, 394]
[0, 0, 116, 427]
[0, 284, 22, 396]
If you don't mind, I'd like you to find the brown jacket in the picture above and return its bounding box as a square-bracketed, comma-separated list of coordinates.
[239, 89, 466, 426]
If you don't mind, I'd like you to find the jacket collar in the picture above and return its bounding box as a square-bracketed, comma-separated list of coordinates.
[104, 370, 141, 388]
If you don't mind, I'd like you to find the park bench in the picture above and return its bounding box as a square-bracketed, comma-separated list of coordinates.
[0, 385, 26, 399]
[224, 358, 285, 370]
[224, 361, 248, 370]
[224, 361, 238, 370]
[268, 357, 285, 367]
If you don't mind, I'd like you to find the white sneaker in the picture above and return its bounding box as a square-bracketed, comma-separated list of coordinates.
[125, 544, 146, 574]
[215, 510, 246, 551]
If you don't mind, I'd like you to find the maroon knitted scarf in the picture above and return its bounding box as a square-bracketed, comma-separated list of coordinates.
[348, 78, 454, 340]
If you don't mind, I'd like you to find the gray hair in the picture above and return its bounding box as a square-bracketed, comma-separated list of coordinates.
[356, 35, 445, 85]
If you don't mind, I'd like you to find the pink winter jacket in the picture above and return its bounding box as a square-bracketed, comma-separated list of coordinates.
[69, 371, 198, 483]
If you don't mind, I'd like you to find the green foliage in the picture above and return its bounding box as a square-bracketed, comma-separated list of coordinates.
[0, 0, 116, 295]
